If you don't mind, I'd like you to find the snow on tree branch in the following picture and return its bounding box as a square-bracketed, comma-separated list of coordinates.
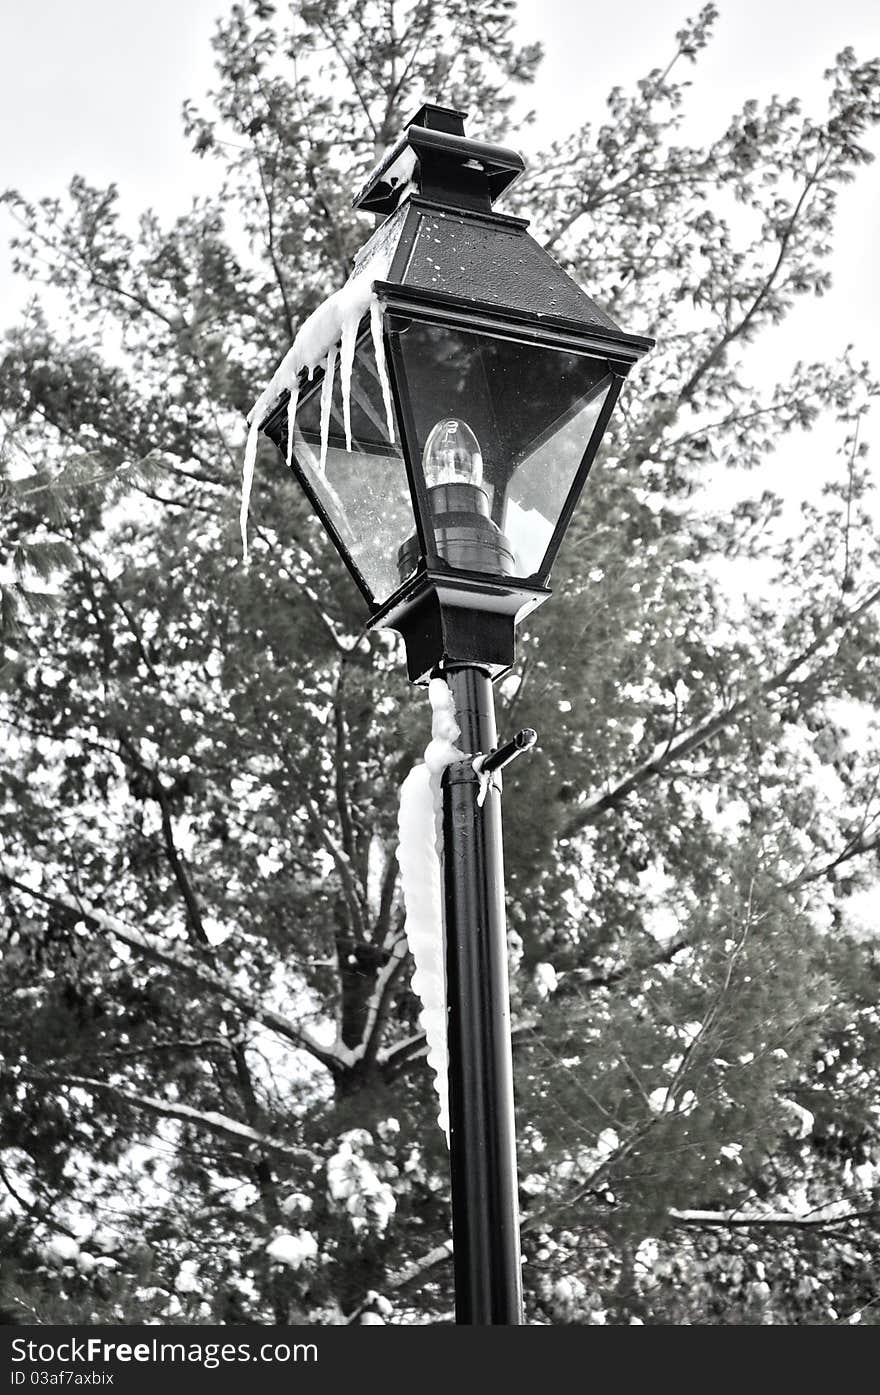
[4, 876, 350, 1074]
[349, 933, 409, 1070]
[23, 1073, 318, 1165]
[386, 1239, 454, 1295]
[668, 1206, 880, 1230]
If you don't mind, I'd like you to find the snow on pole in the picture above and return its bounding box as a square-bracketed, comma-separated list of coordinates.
[397, 679, 467, 1143]
[398, 764, 447, 1138]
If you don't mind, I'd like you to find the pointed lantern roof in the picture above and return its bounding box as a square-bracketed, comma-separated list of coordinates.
[350, 103, 648, 360]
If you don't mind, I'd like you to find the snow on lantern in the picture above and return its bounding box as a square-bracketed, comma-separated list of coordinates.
[251, 103, 653, 682]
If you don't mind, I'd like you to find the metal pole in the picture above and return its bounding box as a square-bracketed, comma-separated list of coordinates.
[441, 665, 523, 1325]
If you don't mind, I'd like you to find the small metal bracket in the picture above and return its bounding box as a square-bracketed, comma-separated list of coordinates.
[471, 728, 537, 806]
[479, 728, 538, 776]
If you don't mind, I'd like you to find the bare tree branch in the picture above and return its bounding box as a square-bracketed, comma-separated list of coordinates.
[352, 932, 409, 1069]
[668, 1206, 880, 1230]
[22, 1072, 318, 1165]
[560, 581, 880, 839]
[3, 876, 350, 1074]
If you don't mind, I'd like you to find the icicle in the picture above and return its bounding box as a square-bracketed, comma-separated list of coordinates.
[397, 678, 467, 1144]
[370, 295, 395, 445]
[285, 377, 300, 470]
[242, 227, 400, 560]
[242, 357, 298, 563]
[240, 408, 263, 567]
[339, 304, 358, 452]
[472, 754, 501, 809]
[318, 344, 337, 478]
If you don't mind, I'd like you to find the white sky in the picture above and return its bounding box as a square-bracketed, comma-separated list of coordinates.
[517, 2, 879, 520]
[520, 0, 880, 341]
[0, 0, 877, 487]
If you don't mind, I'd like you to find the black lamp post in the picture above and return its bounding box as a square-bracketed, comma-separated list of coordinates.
[258, 103, 652, 1325]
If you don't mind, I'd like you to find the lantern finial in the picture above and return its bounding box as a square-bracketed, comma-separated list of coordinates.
[353, 105, 525, 218]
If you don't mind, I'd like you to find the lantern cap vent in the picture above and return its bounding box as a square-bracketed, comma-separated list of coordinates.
[353, 103, 525, 217]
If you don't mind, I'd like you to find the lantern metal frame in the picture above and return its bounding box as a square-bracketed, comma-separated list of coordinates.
[260, 103, 653, 681]
[261, 277, 651, 681]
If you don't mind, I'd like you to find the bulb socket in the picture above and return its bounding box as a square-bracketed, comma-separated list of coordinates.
[398, 483, 515, 580]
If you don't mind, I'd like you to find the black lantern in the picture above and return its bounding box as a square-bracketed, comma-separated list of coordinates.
[259, 103, 653, 681]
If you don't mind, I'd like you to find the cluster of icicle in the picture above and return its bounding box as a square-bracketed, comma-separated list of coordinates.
[240, 212, 405, 564]
[396, 678, 467, 1144]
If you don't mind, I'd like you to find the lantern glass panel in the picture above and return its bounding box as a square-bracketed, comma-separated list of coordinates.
[389, 319, 613, 579]
[291, 327, 415, 603]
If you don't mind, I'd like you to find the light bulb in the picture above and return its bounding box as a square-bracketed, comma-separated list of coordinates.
[398, 415, 514, 581]
[421, 418, 483, 489]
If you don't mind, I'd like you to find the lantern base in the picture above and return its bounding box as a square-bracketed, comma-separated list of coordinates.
[369, 567, 549, 683]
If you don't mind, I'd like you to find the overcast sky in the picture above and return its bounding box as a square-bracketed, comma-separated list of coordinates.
[1, 0, 877, 495]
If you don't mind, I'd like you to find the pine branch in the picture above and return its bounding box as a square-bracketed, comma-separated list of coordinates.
[128, 740, 291, 1232]
[305, 798, 369, 942]
[786, 828, 880, 892]
[383, 1196, 878, 1306]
